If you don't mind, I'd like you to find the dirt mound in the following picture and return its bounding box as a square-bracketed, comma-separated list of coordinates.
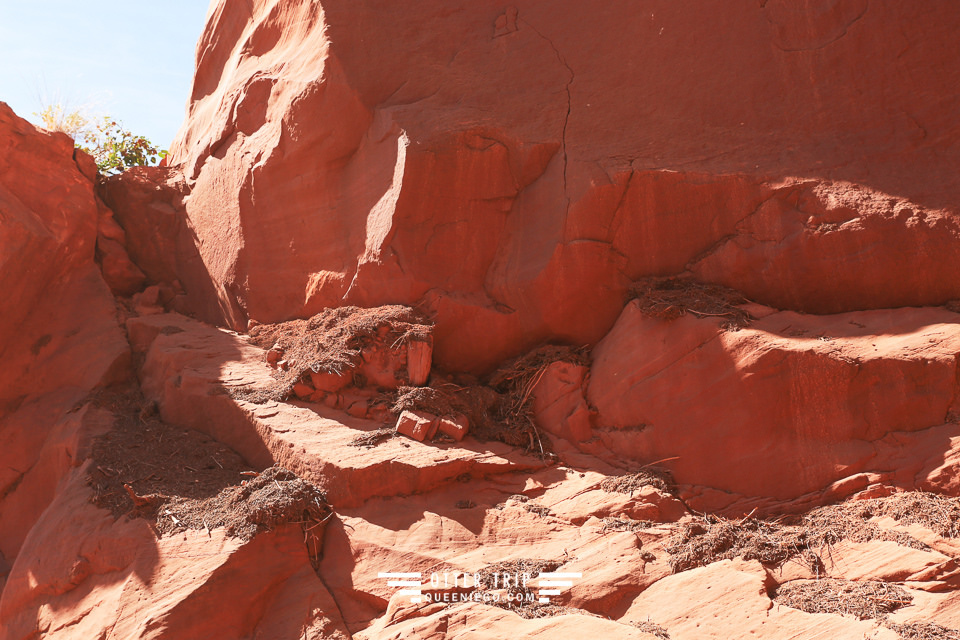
[773, 579, 912, 620]
[87, 388, 330, 554]
[88, 387, 250, 518]
[630, 277, 752, 329]
[158, 466, 331, 543]
[601, 467, 675, 496]
[238, 305, 432, 402]
[665, 492, 941, 573]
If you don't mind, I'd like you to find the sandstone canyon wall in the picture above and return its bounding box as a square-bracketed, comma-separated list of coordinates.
[164, 0, 960, 372]
[3, 1, 960, 638]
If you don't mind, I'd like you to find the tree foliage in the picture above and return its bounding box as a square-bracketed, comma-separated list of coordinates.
[35, 104, 167, 175]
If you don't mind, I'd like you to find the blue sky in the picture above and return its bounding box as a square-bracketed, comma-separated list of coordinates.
[0, 1, 211, 148]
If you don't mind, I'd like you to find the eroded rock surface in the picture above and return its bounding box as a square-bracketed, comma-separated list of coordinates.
[4, 1, 960, 638]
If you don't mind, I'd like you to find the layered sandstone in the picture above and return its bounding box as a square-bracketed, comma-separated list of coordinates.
[4, 1, 960, 639]
[148, 0, 960, 372]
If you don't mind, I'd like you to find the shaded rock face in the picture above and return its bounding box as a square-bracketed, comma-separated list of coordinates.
[158, 0, 960, 371]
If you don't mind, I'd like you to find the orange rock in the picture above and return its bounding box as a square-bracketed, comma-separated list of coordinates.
[438, 415, 469, 441]
[531, 361, 592, 443]
[265, 346, 282, 366]
[346, 399, 369, 418]
[159, 0, 960, 374]
[396, 411, 439, 442]
[309, 369, 352, 392]
[406, 340, 433, 386]
[291, 382, 314, 399]
[358, 342, 406, 389]
[588, 302, 960, 507]
[323, 393, 340, 409]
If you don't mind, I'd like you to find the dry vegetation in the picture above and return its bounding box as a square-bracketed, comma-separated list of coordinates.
[601, 517, 657, 532]
[235, 305, 432, 402]
[87, 388, 330, 557]
[630, 277, 752, 330]
[631, 621, 671, 639]
[774, 579, 912, 620]
[601, 467, 675, 496]
[349, 427, 397, 448]
[665, 492, 954, 574]
[473, 558, 577, 618]
[389, 345, 589, 454]
[883, 620, 960, 640]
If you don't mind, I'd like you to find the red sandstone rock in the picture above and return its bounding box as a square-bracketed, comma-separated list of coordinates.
[396, 410, 439, 442]
[265, 345, 282, 366]
[406, 339, 433, 386]
[532, 361, 592, 443]
[346, 398, 369, 418]
[161, 1, 960, 372]
[8, 1, 960, 637]
[358, 342, 406, 389]
[438, 415, 469, 442]
[310, 368, 352, 392]
[95, 197, 146, 296]
[587, 302, 960, 508]
[291, 382, 314, 399]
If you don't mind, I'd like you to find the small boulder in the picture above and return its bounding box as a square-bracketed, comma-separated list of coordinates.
[438, 415, 469, 442]
[292, 382, 314, 399]
[266, 344, 283, 366]
[310, 369, 352, 392]
[346, 399, 369, 418]
[396, 410, 439, 442]
[406, 340, 433, 386]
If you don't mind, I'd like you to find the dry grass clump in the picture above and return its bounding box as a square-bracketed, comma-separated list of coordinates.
[524, 502, 552, 517]
[238, 305, 431, 402]
[485, 345, 590, 452]
[474, 558, 564, 591]
[883, 620, 960, 640]
[157, 466, 331, 542]
[601, 467, 675, 496]
[474, 558, 570, 618]
[349, 428, 396, 448]
[666, 516, 804, 573]
[601, 517, 656, 532]
[512, 603, 581, 619]
[630, 277, 752, 329]
[774, 579, 912, 620]
[632, 620, 671, 639]
[392, 384, 499, 424]
[493, 494, 529, 510]
[861, 491, 960, 539]
[665, 492, 943, 574]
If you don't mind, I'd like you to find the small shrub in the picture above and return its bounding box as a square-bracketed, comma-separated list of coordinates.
[35, 103, 167, 174]
[79, 116, 167, 174]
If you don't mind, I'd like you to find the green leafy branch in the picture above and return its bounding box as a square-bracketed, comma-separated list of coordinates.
[35, 105, 167, 174]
